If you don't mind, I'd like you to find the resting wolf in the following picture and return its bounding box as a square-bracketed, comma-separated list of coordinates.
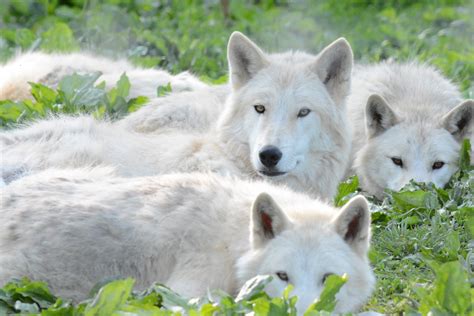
[1, 32, 353, 200]
[122, 61, 473, 198]
[0, 52, 207, 101]
[348, 62, 473, 198]
[0, 168, 375, 313]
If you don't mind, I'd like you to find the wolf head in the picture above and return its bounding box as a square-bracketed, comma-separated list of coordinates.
[237, 193, 375, 313]
[217, 32, 352, 197]
[356, 95, 473, 198]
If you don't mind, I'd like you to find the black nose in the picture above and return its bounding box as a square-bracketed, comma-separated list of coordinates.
[259, 146, 282, 168]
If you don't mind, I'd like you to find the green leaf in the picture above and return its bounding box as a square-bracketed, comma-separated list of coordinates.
[0, 100, 30, 123]
[304, 274, 347, 313]
[127, 96, 149, 113]
[392, 190, 440, 211]
[115, 73, 131, 99]
[58, 72, 105, 110]
[84, 278, 134, 316]
[29, 82, 58, 107]
[149, 284, 194, 311]
[419, 261, 472, 314]
[40, 22, 79, 52]
[458, 139, 472, 172]
[235, 275, 272, 302]
[157, 82, 172, 97]
[14, 280, 56, 308]
[334, 176, 359, 206]
[14, 301, 39, 313]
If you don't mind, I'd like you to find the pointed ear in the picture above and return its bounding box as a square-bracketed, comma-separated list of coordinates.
[333, 195, 371, 256]
[227, 32, 269, 90]
[441, 100, 473, 141]
[365, 94, 398, 138]
[250, 193, 290, 248]
[313, 38, 353, 105]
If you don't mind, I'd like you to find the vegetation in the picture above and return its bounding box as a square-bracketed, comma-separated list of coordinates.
[0, 0, 472, 315]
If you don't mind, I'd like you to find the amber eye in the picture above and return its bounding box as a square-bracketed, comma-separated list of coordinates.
[322, 273, 335, 284]
[432, 161, 445, 170]
[254, 105, 265, 114]
[276, 271, 289, 282]
[391, 157, 403, 167]
[297, 108, 311, 118]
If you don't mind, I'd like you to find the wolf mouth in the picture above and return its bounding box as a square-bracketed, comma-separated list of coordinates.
[259, 170, 287, 177]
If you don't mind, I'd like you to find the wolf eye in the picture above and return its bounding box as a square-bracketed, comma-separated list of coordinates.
[276, 271, 289, 282]
[391, 157, 403, 167]
[297, 108, 311, 118]
[254, 105, 265, 114]
[432, 161, 445, 170]
[322, 273, 335, 284]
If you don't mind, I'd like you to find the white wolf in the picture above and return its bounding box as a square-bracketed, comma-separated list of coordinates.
[0, 52, 207, 101]
[348, 62, 473, 198]
[122, 61, 473, 198]
[1, 32, 353, 200]
[0, 168, 375, 313]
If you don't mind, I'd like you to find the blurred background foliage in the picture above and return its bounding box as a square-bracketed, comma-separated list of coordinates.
[0, 0, 472, 94]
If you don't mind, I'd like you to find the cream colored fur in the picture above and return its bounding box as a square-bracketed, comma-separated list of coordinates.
[348, 62, 473, 198]
[0, 52, 207, 101]
[1, 32, 353, 200]
[123, 61, 473, 198]
[0, 169, 375, 313]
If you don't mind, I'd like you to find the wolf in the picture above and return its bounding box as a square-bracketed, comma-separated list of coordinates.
[0, 168, 375, 313]
[123, 61, 473, 198]
[348, 62, 473, 198]
[1, 32, 353, 200]
[0, 52, 207, 101]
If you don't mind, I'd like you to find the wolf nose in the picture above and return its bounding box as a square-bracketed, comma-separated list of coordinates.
[259, 146, 282, 168]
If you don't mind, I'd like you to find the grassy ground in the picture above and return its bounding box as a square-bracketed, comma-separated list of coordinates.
[0, 1, 473, 314]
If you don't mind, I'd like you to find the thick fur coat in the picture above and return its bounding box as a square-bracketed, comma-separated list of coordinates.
[122, 61, 473, 197]
[0, 169, 375, 313]
[0, 52, 207, 101]
[1, 32, 353, 200]
[348, 62, 473, 197]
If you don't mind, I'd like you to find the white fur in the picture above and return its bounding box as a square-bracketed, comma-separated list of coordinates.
[124, 60, 473, 198]
[120, 84, 230, 133]
[0, 52, 207, 101]
[348, 62, 473, 198]
[1, 32, 354, 200]
[0, 169, 375, 313]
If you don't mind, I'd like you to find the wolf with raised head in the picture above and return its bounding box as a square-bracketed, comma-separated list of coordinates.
[0, 52, 207, 101]
[1, 32, 353, 200]
[0, 168, 375, 313]
[124, 61, 473, 198]
[348, 62, 473, 198]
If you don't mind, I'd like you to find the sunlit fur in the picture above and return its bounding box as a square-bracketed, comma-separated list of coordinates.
[348, 62, 473, 198]
[0, 169, 375, 313]
[1, 32, 353, 200]
[0, 52, 207, 101]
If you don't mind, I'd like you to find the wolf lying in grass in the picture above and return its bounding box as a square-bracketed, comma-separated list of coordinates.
[122, 61, 473, 198]
[0, 168, 375, 313]
[0, 52, 207, 101]
[348, 62, 473, 198]
[1, 32, 353, 200]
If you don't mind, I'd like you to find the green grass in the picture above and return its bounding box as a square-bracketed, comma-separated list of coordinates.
[0, 0, 473, 315]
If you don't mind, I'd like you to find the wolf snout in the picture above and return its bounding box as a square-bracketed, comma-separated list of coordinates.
[259, 145, 282, 168]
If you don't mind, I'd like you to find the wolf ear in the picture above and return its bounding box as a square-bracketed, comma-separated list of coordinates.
[250, 192, 290, 248]
[333, 195, 371, 256]
[227, 32, 269, 90]
[313, 38, 353, 105]
[365, 94, 398, 138]
[441, 100, 473, 141]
